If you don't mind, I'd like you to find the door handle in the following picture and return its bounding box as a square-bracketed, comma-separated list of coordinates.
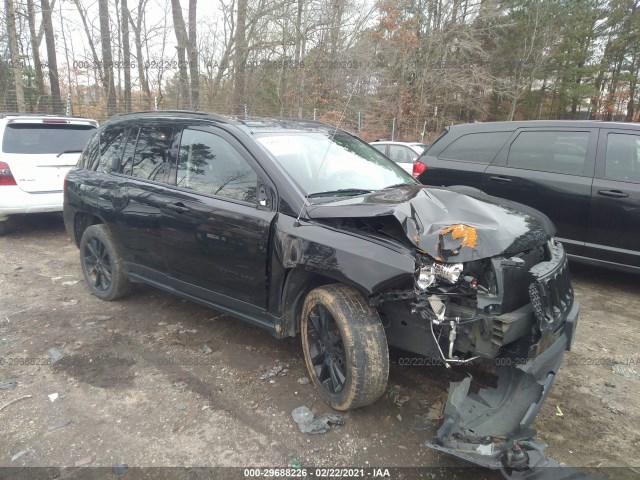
[167, 202, 189, 214]
[488, 175, 512, 183]
[597, 189, 629, 198]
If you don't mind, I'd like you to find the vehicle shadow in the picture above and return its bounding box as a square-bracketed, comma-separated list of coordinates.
[570, 261, 640, 295]
[4, 213, 66, 236]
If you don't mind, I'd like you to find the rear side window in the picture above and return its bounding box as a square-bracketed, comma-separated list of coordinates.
[177, 128, 257, 203]
[2, 123, 96, 154]
[372, 144, 386, 154]
[605, 133, 640, 183]
[98, 126, 125, 172]
[128, 126, 174, 181]
[439, 131, 510, 163]
[507, 131, 590, 175]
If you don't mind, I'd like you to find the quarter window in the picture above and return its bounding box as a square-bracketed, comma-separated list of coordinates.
[79, 132, 99, 170]
[507, 131, 590, 175]
[177, 129, 257, 203]
[440, 132, 511, 163]
[605, 133, 640, 183]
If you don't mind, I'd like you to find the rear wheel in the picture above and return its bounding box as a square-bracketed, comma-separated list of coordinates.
[301, 284, 389, 410]
[79, 225, 132, 300]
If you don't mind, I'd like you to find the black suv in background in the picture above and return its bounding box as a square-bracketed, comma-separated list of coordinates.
[64, 111, 580, 474]
[416, 121, 640, 272]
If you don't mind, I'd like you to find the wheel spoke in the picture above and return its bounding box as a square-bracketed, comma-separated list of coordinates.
[86, 240, 99, 261]
[308, 312, 321, 337]
[94, 268, 103, 290]
[101, 266, 112, 284]
[318, 306, 331, 340]
[330, 360, 346, 391]
[309, 343, 324, 366]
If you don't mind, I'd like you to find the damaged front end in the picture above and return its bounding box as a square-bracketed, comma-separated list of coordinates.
[307, 186, 582, 477]
[419, 240, 579, 477]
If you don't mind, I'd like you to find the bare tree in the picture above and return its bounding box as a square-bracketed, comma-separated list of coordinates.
[127, 0, 152, 109]
[232, 0, 248, 115]
[26, 0, 46, 108]
[41, 0, 62, 113]
[171, 0, 190, 108]
[98, 0, 117, 115]
[188, 0, 199, 109]
[122, 0, 132, 112]
[5, 0, 26, 111]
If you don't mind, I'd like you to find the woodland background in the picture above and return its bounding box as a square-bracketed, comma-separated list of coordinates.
[2, 0, 640, 141]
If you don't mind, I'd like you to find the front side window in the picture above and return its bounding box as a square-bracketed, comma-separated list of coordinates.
[507, 131, 590, 175]
[177, 129, 258, 203]
[129, 126, 174, 181]
[605, 133, 640, 183]
[440, 131, 511, 163]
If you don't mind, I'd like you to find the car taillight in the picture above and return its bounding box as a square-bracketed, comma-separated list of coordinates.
[0, 161, 17, 186]
[412, 160, 427, 178]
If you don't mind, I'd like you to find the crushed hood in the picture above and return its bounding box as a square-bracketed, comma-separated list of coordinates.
[306, 185, 555, 262]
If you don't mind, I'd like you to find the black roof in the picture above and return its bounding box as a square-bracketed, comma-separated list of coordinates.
[107, 110, 336, 133]
[446, 119, 640, 132]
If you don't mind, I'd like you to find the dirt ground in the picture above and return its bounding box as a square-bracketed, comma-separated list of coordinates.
[1, 214, 639, 479]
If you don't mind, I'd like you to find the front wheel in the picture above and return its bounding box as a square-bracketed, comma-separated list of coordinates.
[79, 224, 132, 301]
[301, 284, 389, 410]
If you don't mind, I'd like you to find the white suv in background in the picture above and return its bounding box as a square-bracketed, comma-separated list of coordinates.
[370, 141, 428, 175]
[0, 114, 98, 234]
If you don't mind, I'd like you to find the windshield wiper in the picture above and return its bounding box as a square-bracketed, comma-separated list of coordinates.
[307, 188, 372, 199]
[56, 149, 83, 158]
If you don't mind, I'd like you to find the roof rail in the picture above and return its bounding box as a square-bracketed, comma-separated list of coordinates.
[0, 112, 94, 120]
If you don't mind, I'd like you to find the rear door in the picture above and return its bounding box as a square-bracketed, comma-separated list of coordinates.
[418, 130, 512, 187]
[585, 129, 640, 268]
[482, 128, 597, 256]
[161, 124, 276, 313]
[1, 119, 97, 193]
[104, 122, 177, 279]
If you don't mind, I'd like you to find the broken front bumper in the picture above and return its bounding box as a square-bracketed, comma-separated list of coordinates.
[428, 299, 580, 476]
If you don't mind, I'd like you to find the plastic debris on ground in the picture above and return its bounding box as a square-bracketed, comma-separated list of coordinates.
[612, 364, 640, 380]
[291, 406, 344, 434]
[47, 347, 63, 362]
[0, 381, 17, 390]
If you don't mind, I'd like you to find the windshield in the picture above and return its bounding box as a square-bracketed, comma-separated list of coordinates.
[2, 123, 97, 154]
[254, 131, 416, 199]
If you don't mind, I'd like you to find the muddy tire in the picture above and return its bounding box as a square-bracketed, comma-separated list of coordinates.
[301, 284, 389, 411]
[79, 224, 132, 301]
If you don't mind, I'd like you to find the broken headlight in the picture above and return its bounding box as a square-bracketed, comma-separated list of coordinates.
[416, 261, 464, 291]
